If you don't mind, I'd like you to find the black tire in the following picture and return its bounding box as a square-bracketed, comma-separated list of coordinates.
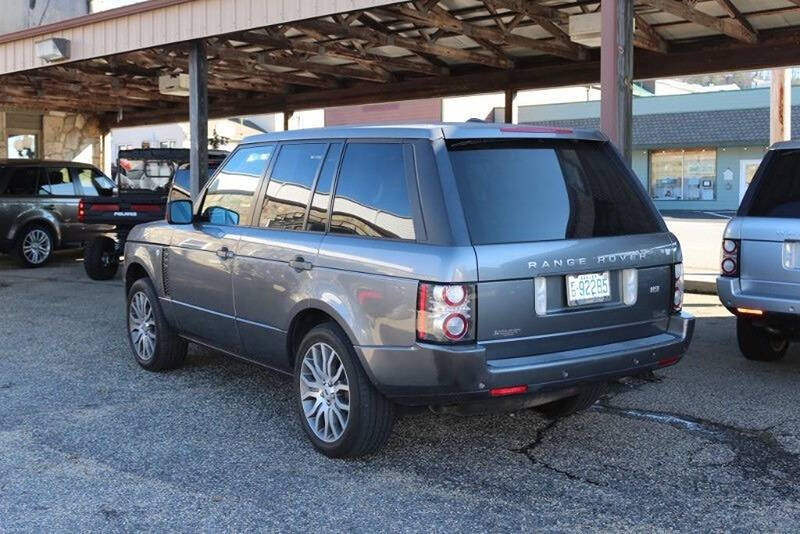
[84, 237, 120, 280]
[737, 317, 788, 362]
[535, 382, 607, 419]
[126, 277, 187, 371]
[294, 322, 395, 458]
[15, 223, 54, 268]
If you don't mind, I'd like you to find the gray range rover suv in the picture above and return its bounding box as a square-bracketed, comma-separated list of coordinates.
[123, 123, 694, 457]
[718, 141, 800, 361]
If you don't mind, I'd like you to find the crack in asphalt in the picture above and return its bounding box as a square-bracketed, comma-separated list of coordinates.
[592, 403, 800, 498]
[510, 420, 607, 488]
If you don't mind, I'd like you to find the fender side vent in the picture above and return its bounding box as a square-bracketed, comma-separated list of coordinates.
[161, 247, 170, 296]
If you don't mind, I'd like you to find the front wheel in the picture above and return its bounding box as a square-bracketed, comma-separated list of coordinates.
[294, 322, 395, 458]
[126, 278, 187, 371]
[737, 317, 788, 362]
[84, 236, 119, 280]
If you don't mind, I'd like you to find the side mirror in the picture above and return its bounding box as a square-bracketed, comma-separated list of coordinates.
[168, 199, 193, 224]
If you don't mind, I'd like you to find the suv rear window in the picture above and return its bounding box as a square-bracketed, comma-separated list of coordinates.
[742, 150, 800, 218]
[448, 139, 661, 245]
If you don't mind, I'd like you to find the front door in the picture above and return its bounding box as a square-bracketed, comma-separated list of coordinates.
[739, 159, 762, 204]
[166, 145, 272, 352]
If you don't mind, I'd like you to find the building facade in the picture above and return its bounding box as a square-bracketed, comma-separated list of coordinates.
[522, 87, 800, 211]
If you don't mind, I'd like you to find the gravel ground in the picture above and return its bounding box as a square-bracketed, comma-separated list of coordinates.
[1, 251, 799, 532]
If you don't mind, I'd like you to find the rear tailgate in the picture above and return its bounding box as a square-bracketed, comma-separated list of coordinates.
[737, 218, 800, 300]
[80, 193, 166, 226]
[737, 148, 800, 300]
[446, 136, 678, 360]
[474, 233, 678, 359]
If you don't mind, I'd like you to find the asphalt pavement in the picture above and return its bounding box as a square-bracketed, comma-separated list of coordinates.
[1, 251, 799, 531]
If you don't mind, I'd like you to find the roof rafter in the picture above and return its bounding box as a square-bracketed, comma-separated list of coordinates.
[296, 17, 514, 69]
[380, 2, 587, 61]
[640, 0, 757, 43]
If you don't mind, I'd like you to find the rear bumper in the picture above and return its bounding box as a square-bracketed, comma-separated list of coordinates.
[355, 313, 694, 405]
[717, 276, 800, 315]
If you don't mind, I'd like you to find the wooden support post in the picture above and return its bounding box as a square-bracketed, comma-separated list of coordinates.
[283, 110, 294, 131]
[189, 39, 208, 202]
[504, 88, 518, 124]
[600, 0, 633, 164]
[770, 68, 791, 145]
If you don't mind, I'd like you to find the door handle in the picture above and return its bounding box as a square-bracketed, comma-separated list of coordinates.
[289, 256, 313, 271]
[43, 204, 56, 210]
[216, 247, 234, 260]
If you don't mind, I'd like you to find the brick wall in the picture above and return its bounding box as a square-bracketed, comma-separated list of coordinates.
[324, 98, 442, 126]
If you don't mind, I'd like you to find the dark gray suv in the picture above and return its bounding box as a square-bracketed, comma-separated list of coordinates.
[0, 160, 114, 267]
[123, 123, 694, 457]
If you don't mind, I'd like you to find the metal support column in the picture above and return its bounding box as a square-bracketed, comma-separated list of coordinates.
[770, 68, 791, 145]
[600, 0, 633, 163]
[504, 88, 518, 124]
[283, 110, 294, 131]
[189, 39, 208, 202]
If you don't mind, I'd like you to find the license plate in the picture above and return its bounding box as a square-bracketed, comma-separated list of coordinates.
[566, 271, 611, 306]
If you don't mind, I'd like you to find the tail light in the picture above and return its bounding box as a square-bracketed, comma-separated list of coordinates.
[720, 239, 740, 277]
[672, 263, 684, 312]
[78, 199, 85, 222]
[417, 283, 475, 343]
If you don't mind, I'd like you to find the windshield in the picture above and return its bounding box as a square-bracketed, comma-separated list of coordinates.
[448, 139, 662, 245]
[117, 158, 175, 192]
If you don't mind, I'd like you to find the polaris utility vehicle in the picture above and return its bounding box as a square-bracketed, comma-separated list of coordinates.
[79, 148, 227, 280]
[0, 159, 114, 267]
[718, 141, 800, 361]
[123, 123, 694, 457]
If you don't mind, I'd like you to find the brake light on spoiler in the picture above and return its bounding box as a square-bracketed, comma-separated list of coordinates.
[500, 126, 574, 135]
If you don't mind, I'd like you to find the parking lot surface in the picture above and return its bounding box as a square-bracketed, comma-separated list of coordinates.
[1, 252, 800, 532]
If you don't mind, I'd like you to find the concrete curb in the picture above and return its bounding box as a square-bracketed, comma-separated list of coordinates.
[685, 279, 717, 295]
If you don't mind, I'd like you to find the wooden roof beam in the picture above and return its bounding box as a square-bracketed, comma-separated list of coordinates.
[234, 30, 446, 76]
[640, 0, 757, 43]
[634, 14, 668, 53]
[296, 17, 514, 69]
[485, 0, 580, 53]
[381, 3, 587, 61]
[715, 0, 758, 37]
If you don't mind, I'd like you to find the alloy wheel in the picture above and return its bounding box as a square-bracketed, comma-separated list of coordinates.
[129, 291, 156, 361]
[299, 342, 351, 443]
[22, 229, 51, 265]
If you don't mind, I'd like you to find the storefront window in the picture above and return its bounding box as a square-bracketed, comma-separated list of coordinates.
[649, 149, 716, 201]
[7, 134, 38, 159]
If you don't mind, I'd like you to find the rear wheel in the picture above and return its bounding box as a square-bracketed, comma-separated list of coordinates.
[15, 224, 53, 268]
[737, 317, 788, 362]
[294, 322, 395, 458]
[84, 236, 119, 280]
[534, 382, 607, 419]
[126, 278, 187, 371]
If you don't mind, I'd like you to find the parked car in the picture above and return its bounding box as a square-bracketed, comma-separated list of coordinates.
[80, 148, 228, 280]
[0, 159, 114, 267]
[718, 141, 800, 361]
[123, 123, 694, 457]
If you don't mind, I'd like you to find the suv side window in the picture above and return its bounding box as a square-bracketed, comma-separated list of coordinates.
[200, 145, 274, 226]
[330, 143, 415, 240]
[3, 167, 40, 196]
[75, 168, 107, 196]
[306, 143, 343, 232]
[40, 167, 75, 196]
[258, 143, 326, 230]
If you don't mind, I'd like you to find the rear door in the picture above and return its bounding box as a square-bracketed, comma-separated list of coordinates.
[234, 141, 337, 368]
[446, 138, 678, 359]
[39, 166, 82, 243]
[737, 149, 800, 299]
